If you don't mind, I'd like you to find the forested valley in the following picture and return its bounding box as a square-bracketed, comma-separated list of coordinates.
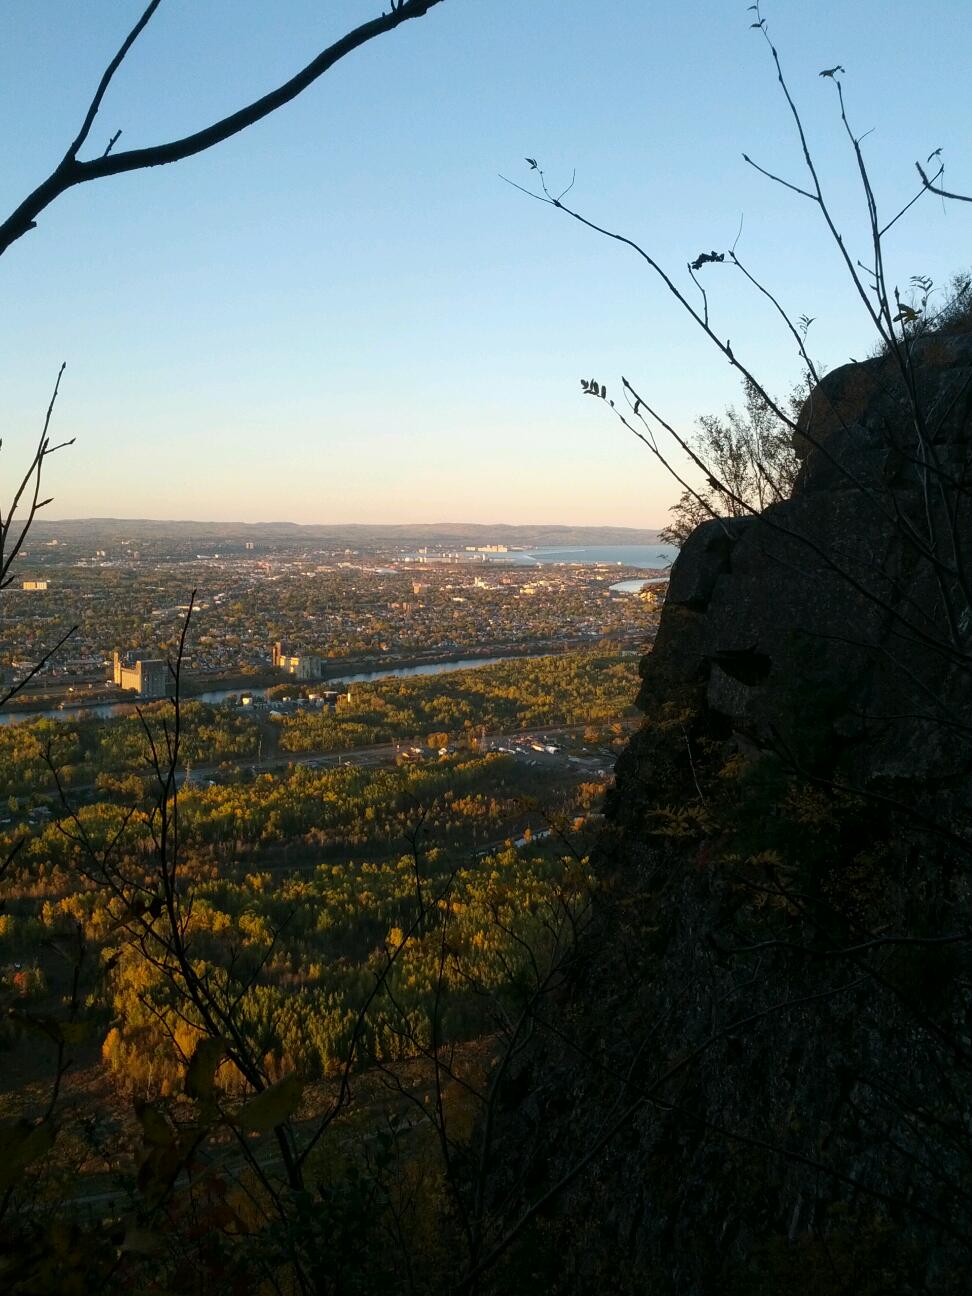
[0, 650, 634, 1289]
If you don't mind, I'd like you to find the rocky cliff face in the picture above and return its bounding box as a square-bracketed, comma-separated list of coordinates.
[486, 335, 972, 1294]
[638, 328, 972, 797]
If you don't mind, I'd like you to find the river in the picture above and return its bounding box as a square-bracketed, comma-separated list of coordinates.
[0, 654, 546, 726]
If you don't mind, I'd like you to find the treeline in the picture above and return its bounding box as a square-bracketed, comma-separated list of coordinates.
[278, 651, 638, 751]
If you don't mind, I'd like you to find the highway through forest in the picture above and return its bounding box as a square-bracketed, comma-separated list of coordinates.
[181, 722, 632, 783]
[54, 721, 636, 800]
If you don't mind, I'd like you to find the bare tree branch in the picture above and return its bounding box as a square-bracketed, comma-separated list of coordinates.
[916, 161, 972, 204]
[0, 1, 446, 258]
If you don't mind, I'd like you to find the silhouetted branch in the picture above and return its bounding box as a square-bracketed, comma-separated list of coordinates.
[916, 161, 972, 204]
[0, 0, 447, 258]
[0, 623, 77, 707]
[0, 363, 74, 590]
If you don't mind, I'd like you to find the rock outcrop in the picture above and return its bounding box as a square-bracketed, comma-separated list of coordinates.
[485, 334, 972, 1295]
[639, 329, 972, 796]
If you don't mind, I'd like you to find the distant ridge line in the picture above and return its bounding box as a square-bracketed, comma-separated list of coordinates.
[32, 518, 665, 546]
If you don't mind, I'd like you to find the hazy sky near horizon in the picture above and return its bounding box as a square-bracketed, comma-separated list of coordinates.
[1, 0, 970, 528]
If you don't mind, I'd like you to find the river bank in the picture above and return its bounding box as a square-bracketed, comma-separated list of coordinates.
[0, 639, 626, 725]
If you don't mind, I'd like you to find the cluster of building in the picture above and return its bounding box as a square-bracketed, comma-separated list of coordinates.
[112, 650, 168, 698]
[1, 538, 666, 697]
[271, 641, 323, 680]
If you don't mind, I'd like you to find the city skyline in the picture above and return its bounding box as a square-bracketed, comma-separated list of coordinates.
[2, 0, 970, 526]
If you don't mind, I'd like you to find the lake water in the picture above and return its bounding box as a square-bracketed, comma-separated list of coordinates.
[0, 654, 544, 727]
[609, 576, 671, 594]
[502, 544, 678, 568]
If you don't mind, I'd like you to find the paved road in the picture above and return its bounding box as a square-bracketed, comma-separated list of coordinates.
[56, 721, 632, 800]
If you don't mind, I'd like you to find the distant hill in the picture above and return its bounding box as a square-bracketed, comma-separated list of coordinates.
[33, 519, 664, 548]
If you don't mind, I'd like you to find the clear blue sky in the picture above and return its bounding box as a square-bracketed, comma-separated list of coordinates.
[1, 0, 969, 528]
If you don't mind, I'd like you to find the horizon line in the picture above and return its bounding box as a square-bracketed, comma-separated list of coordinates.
[37, 516, 667, 531]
